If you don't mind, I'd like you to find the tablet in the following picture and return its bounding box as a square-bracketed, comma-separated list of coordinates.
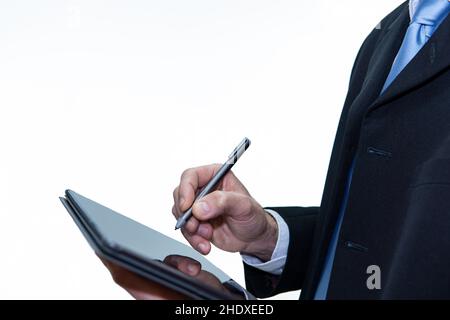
[60, 189, 243, 300]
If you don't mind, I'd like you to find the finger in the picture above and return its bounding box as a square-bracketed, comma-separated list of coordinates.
[179, 227, 201, 246]
[180, 221, 212, 246]
[192, 190, 252, 221]
[172, 205, 200, 234]
[197, 222, 213, 240]
[164, 255, 202, 276]
[181, 229, 211, 255]
[172, 187, 182, 218]
[171, 204, 180, 218]
[184, 216, 199, 234]
[178, 164, 221, 212]
[100, 258, 187, 299]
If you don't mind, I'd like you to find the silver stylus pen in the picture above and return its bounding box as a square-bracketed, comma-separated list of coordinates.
[175, 137, 251, 230]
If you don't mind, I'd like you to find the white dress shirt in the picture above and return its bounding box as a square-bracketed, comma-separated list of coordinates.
[241, 0, 425, 276]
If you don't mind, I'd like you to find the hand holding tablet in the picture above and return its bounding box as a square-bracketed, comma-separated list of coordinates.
[60, 189, 246, 299]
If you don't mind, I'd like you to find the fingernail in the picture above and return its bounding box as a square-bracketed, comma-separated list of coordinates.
[198, 242, 207, 253]
[187, 263, 198, 275]
[199, 201, 210, 214]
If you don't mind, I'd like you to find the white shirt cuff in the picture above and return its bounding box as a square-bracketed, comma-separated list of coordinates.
[241, 209, 290, 276]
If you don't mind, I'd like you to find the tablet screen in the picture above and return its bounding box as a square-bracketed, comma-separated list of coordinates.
[65, 190, 234, 286]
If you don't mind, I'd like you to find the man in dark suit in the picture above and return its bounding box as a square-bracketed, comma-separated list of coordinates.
[105, 0, 450, 299]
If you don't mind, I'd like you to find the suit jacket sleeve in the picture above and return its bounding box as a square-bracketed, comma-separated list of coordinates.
[243, 206, 319, 298]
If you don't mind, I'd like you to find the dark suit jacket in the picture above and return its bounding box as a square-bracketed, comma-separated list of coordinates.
[244, 1, 450, 299]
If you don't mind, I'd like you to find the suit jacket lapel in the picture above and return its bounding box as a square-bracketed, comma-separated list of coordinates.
[370, 13, 450, 113]
[347, 8, 410, 119]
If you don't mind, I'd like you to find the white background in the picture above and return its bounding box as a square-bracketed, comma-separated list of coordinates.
[0, 0, 403, 299]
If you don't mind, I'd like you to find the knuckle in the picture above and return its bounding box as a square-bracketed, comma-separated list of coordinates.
[181, 167, 194, 180]
[241, 196, 253, 213]
[186, 218, 197, 229]
[172, 187, 179, 200]
[214, 190, 227, 210]
[211, 163, 221, 173]
[171, 205, 178, 217]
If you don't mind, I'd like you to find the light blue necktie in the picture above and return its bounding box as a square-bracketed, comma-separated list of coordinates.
[382, 0, 450, 93]
[315, 0, 450, 300]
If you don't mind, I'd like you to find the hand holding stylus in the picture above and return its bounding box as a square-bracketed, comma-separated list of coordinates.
[175, 138, 251, 230]
[172, 139, 279, 262]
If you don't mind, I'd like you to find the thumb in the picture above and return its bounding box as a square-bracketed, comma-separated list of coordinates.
[164, 255, 202, 277]
[192, 191, 252, 222]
